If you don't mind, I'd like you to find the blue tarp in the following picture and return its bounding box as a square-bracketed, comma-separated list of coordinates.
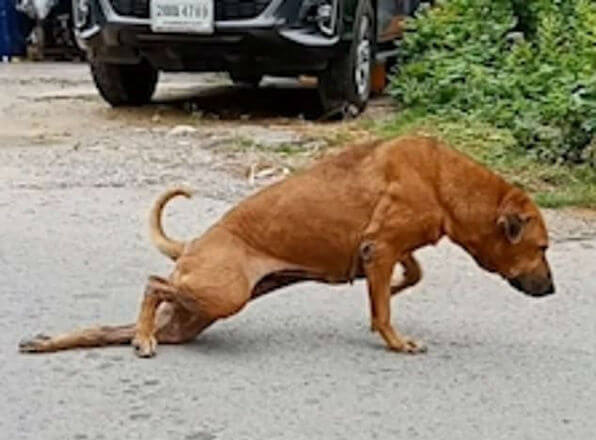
[0, 0, 27, 57]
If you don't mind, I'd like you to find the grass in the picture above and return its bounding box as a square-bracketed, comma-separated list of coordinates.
[210, 107, 596, 210]
[369, 113, 596, 209]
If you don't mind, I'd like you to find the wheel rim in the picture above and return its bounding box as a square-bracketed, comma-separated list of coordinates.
[355, 15, 371, 100]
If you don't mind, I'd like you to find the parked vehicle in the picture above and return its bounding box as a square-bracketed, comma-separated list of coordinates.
[73, 0, 423, 116]
[16, 0, 83, 60]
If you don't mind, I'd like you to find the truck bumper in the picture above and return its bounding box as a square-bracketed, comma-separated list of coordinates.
[78, 0, 344, 74]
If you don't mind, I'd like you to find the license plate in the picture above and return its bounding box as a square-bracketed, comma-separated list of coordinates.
[151, 0, 214, 34]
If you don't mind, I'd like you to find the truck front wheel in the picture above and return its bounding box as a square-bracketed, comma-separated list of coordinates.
[318, 0, 375, 118]
[90, 59, 158, 107]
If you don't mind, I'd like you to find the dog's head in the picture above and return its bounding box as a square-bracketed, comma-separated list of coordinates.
[474, 189, 555, 297]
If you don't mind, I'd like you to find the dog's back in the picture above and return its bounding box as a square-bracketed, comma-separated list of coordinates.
[217, 139, 389, 277]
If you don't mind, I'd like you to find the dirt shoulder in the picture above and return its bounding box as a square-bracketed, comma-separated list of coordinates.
[1, 62, 594, 240]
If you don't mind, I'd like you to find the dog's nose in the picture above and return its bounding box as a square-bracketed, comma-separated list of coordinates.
[508, 276, 523, 292]
[543, 282, 555, 295]
[532, 280, 555, 297]
[508, 275, 555, 297]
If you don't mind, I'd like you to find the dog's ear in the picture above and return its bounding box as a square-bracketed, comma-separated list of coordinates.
[497, 212, 530, 244]
[497, 189, 534, 244]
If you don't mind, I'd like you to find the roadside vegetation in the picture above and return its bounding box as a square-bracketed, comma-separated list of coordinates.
[381, 0, 596, 207]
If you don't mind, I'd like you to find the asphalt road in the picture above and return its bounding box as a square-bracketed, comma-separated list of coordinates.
[1, 63, 595, 440]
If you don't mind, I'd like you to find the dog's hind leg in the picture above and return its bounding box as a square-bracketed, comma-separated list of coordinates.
[18, 276, 212, 355]
[153, 302, 214, 344]
[133, 274, 225, 357]
[19, 302, 212, 355]
[132, 275, 180, 358]
[19, 324, 136, 353]
[18, 277, 175, 355]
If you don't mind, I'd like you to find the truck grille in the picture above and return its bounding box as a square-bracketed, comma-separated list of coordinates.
[215, 0, 271, 20]
[109, 0, 271, 21]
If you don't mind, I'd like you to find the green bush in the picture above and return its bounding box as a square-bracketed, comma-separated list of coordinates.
[390, 0, 596, 166]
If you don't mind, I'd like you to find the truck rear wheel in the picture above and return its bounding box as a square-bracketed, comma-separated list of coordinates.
[90, 59, 158, 107]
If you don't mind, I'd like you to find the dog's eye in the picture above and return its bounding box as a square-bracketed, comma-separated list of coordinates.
[539, 245, 548, 252]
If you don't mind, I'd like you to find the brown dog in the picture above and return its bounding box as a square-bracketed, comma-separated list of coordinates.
[19, 136, 554, 357]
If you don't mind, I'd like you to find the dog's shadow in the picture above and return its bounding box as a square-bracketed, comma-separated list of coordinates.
[176, 319, 552, 363]
[177, 322, 375, 358]
[175, 320, 438, 359]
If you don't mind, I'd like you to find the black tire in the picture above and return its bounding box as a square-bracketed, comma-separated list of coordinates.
[229, 72, 263, 88]
[318, 0, 375, 118]
[90, 59, 158, 107]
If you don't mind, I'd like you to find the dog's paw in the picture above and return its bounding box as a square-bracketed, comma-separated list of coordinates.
[402, 338, 427, 354]
[132, 335, 157, 358]
[388, 337, 427, 354]
[19, 333, 51, 353]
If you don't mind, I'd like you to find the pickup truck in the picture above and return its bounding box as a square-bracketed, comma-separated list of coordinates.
[73, 0, 422, 116]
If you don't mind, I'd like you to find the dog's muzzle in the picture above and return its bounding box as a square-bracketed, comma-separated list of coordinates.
[508, 274, 555, 297]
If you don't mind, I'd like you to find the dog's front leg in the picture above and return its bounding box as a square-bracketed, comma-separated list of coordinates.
[368, 254, 422, 332]
[364, 244, 426, 354]
[390, 254, 422, 296]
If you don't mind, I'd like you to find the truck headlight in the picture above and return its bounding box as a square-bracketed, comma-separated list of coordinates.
[72, 0, 91, 29]
[300, 0, 339, 37]
[316, 0, 338, 36]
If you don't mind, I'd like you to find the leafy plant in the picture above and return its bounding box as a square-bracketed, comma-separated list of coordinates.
[389, 0, 596, 166]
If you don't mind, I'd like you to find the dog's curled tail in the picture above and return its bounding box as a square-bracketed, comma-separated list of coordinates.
[150, 186, 193, 261]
